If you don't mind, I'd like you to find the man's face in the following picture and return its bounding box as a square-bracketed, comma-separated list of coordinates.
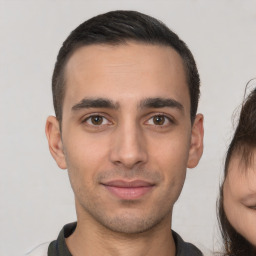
[47, 42, 203, 234]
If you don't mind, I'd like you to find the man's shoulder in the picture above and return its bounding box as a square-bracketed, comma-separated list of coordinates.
[172, 230, 203, 256]
[25, 242, 50, 256]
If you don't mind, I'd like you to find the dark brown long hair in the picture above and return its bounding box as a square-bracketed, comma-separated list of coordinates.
[218, 82, 256, 256]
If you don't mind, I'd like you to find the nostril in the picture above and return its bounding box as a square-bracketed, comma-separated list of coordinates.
[110, 148, 148, 169]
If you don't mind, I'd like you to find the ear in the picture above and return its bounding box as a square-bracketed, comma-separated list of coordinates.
[187, 114, 204, 168]
[45, 116, 67, 169]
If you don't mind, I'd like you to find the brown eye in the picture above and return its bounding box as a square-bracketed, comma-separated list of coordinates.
[146, 114, 174, 127]
[84, 115, 109, 126]
[83, 114, 112, 129]
[91, 116, 103, 125]
[153, 115, 165, 125]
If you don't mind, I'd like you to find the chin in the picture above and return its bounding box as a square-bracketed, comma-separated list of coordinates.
[95, 210, 167, 234]
[103, 219, 160, 234]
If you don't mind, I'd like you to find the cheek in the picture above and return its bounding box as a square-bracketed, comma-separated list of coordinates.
[224, 184, 256, 247]
[225, 202, 256, 247]
[223, 190, 241, 229]
[63, 130, 111, 184]
[241, 212, 256, 247]
[223, 182, 241, 229]
[149, 131, 191, 167]
[148, 134, 190, 191]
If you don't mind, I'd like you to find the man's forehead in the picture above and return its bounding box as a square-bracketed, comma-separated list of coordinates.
[65, 42, 183, 72]
[62, 42, 189, 112]
[64, 43, 186, 90]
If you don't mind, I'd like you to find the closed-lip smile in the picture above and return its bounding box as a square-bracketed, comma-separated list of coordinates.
[102, 180, 155, 200]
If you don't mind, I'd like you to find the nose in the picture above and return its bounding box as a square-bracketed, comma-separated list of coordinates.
[109, 122, 148, 169]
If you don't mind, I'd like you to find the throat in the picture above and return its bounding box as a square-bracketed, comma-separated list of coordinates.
[65, 221, 176, 256]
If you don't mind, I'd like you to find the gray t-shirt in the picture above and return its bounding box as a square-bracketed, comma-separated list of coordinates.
[47, 222, 203, 256]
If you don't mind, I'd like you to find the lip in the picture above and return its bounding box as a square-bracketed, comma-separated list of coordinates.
[102, 180, 155, 200]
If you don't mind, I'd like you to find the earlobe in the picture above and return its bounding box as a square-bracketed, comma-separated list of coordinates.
[187, 114, 204, 168]
[45, 116, 67, 169]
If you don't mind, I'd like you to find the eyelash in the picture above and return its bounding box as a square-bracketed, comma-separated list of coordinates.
[81, 113, 175, 127]
[82, 114, 112, 127]
[145, 113, 175, 126]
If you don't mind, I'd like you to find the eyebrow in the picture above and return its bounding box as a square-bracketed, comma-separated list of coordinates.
[139, 97, 184, 111]
[72, 98, 119, 111]
[71, 97, 184, 112]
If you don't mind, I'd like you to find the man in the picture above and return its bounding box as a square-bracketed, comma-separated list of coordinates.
[29, 10, 204, 256]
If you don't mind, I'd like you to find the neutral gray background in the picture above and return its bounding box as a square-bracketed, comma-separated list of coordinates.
[1, 1, 256, 255]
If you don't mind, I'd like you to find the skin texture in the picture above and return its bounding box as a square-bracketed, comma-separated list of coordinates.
[224, 152, 256, 248]
[46, 42, 204, 256]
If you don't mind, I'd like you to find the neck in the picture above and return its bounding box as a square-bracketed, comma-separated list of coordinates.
[66, 214, 176, 256]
